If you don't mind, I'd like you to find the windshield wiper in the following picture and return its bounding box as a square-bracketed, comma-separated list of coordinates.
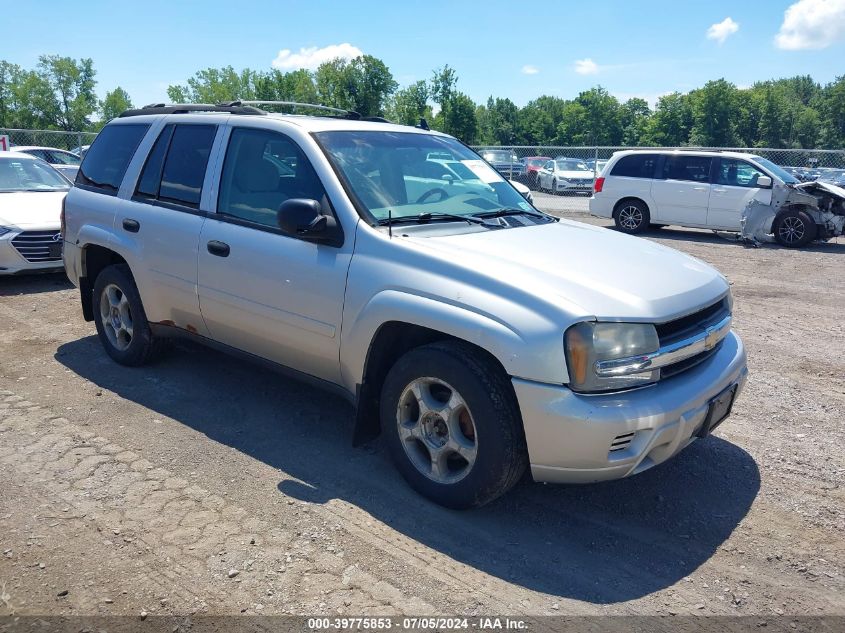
[472, 208, 555, 221]
[377, 212, 499, 228]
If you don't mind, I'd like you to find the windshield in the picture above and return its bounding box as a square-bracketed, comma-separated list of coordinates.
[315, 131, 535, 221]
[482, 151, 514, 163]
[50, 151, 81, 166]
[0, 158, 70, 192]
[753, 157, 799, 185]
[556, 160, 589, 171]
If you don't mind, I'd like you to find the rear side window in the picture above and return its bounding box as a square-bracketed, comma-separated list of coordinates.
[134, 124, 216, 209]
[610, 154, 658, 178]
[662, 156, 712, 182]
[76, 124, 149, 194]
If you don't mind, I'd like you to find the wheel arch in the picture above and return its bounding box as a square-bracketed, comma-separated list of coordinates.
[78, 243, 129, 322]
[351, 320, 516, 446]
[612, 196, 650, 218]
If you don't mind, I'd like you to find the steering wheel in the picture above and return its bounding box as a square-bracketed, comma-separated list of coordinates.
[416, 188, 449, 204]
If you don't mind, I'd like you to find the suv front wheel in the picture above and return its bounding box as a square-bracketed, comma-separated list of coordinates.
[773, 208, 817, 248]
[380, 341, 527, 509]
[93, 264, 165, 366]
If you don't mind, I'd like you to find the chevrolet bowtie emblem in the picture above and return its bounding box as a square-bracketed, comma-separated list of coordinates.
[704, 326, 719, 350]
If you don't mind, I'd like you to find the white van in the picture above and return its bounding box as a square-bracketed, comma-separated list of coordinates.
[589, 150, 845, 247]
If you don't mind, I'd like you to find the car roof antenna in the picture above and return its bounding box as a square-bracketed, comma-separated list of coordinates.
[417, 118, 430, 131]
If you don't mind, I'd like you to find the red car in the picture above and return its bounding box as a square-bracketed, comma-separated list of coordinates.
[521, 156, 552, 188]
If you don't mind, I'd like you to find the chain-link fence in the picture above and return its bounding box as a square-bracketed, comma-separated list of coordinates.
[0, 128, 98, 153]
[473, 145, 845, 184]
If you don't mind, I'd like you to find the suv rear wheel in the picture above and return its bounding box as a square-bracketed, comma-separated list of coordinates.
[380, 341, 527, 509]
[773, 208, 817, 248]
[614, 200, 650, 234]
[93, 264, 165, 366]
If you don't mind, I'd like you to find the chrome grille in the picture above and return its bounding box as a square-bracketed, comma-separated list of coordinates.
[657, 298, 731, 378]
[11, 230, 63, 263]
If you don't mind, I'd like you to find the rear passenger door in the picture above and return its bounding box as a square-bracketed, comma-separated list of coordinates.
[196, 125, 353, 384]
[118, 123, 219, 335]
[708, 158, 772, 230]
[650, 155, 713, 226]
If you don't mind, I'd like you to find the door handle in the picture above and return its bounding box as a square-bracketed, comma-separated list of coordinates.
[122, 218, 140, 233]
[207, 240, 230, 257]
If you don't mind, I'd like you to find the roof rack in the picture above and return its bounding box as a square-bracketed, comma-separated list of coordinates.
[119, 102, 266, 117]
[239, 100, 362, 119]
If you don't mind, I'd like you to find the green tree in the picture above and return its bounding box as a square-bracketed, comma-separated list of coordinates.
[99, 87, 133, 123]
[37, 55, 97, 130]
[688, 79, 740, 146]
[314, 55, 397, 116]
[254, 69, 318, 104]
[167, 66, 259, 103]
[516, 95, 567, 145]
[644, 92, 692, 145]
[387, 80, 431, 126]
[619, 97, 651, 146]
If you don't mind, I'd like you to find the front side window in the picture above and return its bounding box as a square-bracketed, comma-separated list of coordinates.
[315, 130, 535, 221]
[76, 123, 149, 194]
[663, 156, 712, 183]
[716, 158, 767, 188]
[217, 127, 327, 228]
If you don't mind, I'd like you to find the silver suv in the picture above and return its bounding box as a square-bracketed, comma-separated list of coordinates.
[63, 102, 748, 508]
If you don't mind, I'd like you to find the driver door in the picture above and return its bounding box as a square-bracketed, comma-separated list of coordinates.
[196, 126, 353, 384]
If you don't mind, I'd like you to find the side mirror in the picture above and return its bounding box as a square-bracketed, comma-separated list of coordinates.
[277, 198, 342, 246]
[756, 176, 772, 188]
[442, 174, 455, 184]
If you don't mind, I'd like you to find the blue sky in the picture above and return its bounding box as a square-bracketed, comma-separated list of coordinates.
[4, 0, 845, 108]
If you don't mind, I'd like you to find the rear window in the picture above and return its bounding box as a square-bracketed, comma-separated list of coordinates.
[610, 154, 658, 178]
[663, 155, 712, 183]
[76, 124, 149, 194]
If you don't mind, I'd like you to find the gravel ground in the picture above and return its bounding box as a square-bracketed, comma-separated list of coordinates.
[0, 210, 843, 620]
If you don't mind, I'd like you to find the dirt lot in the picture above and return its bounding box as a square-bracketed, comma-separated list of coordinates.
[1, 211, 843, 620]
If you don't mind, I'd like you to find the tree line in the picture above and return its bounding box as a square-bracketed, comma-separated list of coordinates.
[1, 54, 844, 149]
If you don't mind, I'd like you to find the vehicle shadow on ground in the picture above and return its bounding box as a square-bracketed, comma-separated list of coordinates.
[0, 272, 71, 297]
[627, 226, 845, 253]
[56, 336, 760, 604]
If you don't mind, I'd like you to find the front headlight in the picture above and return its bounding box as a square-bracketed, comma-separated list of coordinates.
[565, 322, 660, 392]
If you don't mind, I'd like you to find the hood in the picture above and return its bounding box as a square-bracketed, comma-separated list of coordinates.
[409, 220, 728, 322]
[796, 180, 845, 200]
[0, 191, 67, 229]
[557, 170, 594, 179]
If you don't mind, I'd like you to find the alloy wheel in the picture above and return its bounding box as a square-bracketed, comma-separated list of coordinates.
[618, 205, 643, 230]
[99, 283, 134, 351]
[395, 377, 478, 484]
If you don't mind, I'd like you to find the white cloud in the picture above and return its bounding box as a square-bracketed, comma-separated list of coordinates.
[706, 17, 740, 44]
[775, 0, 845, 49]
[271, 43, 363, 70]
[521, 65, 539, 75]
[573, 58, 600, 75]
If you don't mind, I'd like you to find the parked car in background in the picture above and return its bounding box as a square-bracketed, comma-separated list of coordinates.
[63, 102, 747, 508]
[14, 146, 82, 180]
[71, 144, 91, 158]
[0, 152, 70, 274]
[521, 156, 552, 188]
[590, 150, 845, 247]
[537, 158, 595, 194]
[479, 149, 524, 180]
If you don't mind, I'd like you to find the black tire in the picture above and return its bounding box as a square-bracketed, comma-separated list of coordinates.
[92, 264, 165, 366]
[614, 199, 650, 234]
[380, 341, 527, 509]
[552, 178, 558, 195]
[773, 208, 817, 248]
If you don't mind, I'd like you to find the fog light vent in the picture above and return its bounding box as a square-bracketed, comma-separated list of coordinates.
[609, 431, 636, 452]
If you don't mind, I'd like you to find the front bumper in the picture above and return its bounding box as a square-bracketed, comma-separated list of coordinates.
[514, 331, 747, 483]
[556, 181, 594, 191]
[0, 232, 64, 275]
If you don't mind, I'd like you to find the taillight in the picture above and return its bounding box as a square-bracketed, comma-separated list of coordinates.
[60, 196, 66, 238]
[594, 177, 605, 193]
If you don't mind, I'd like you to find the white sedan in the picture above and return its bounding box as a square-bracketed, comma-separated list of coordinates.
[537, 158, 595, 194]
[0, 152, 70, 275]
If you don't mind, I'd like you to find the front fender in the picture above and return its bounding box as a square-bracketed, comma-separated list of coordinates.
[339, 289, 569, 394]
